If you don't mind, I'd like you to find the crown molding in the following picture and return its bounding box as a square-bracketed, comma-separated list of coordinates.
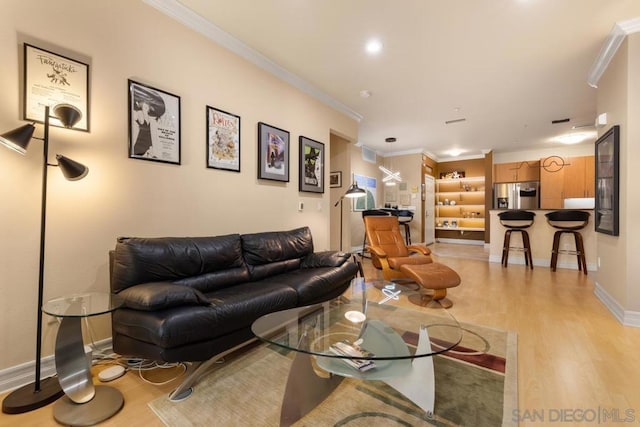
[143, 0, 363, 122]
[587, 17, 640, 88]
[379, 148, 426, 157]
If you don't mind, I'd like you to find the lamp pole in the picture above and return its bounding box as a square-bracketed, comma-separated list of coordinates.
[34, 106, 51, 393]
[1, 104, 88, 414]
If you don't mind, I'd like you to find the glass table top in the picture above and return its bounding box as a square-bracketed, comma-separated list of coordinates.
[42, 292, 124, 318]
[251, 279, 462, 365]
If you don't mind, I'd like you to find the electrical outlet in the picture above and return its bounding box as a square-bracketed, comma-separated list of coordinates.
[598, 257, 601, 268]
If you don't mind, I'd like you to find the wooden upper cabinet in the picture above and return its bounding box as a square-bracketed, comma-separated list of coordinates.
[540, 166, 565, 209]
[564, 156, 595, 198]
[494, 162, 517, 183]
[539, 155, 595, 208]
[494, 161, 540, 183]
[584, 156, 595, 197]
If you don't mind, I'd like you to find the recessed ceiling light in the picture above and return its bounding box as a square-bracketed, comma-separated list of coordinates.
[555, 132, 595, 144]
[359, 90, 372, 98]
[447, 149, 464, 157]
[365, 39, 383, 55]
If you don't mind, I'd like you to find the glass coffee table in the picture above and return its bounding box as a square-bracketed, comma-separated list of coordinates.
[251, 279, 462, 426]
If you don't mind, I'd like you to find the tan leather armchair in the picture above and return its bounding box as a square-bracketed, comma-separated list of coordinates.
[364, 215, 433, 281]
[364, 215, 462, 308]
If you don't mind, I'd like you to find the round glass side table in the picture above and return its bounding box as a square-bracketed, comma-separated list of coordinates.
[42, 292, 124, 426]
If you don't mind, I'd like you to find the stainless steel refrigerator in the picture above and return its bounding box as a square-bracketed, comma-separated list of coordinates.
[493, 181, 540, 209]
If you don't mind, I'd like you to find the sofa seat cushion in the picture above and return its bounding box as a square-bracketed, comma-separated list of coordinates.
[118, 282, 211, 311]
[113, 281, 298, 348]
[264, 262, 358, 305]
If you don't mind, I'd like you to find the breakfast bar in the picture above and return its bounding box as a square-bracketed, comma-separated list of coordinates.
[489, 210, 596, 271]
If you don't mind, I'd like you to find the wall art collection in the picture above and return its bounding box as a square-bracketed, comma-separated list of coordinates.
[23, 42, 329, 193]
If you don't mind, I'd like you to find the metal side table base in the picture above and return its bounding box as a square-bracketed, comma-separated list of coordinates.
[53, 385, 124, 426]
[384, 325, 435, 417]
[44, 294, 125, 426]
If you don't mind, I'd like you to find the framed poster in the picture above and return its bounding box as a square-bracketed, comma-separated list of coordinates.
[595, 125, 620, 236]
[206, 106, 240, 172]
[299, 136, 324, 193]
[258, 122, 289, 182]
[353, 174, 377, 211]
[23, 43, 90, 131]
[128, 80, 181, 165]
[330, 171, 342, 188]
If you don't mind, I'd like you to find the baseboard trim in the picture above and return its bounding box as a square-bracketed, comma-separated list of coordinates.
[0, 338, 113, 394]
[488, 254, 596, 271]
[594, 282, 640, 327]
[436, 238, 484, 246]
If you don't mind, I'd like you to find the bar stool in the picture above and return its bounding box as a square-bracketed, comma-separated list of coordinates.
[545, 210, 590, 274]
[498, 210, 535, 269]
[394, 209, 414, 245]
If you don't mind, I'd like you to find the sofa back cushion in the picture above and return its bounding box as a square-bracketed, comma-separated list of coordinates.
[241, 227, 313, 281]
[111, 234, 249, 293]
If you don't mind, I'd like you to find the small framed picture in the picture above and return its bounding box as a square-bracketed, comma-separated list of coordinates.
[128, 79, 181, 165]
[258, 122, 289, 182]
[330, 171, 342, 188]
[23, 43, 90, 131]
[299, 136, 324, 193]
[206, 106, 240, 172]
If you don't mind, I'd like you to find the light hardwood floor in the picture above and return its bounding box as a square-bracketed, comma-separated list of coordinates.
[2, 243, 640, 427]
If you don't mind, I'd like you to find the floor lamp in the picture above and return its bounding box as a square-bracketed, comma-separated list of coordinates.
[0, 104, 89, 414]
[333, 175, 366, 251]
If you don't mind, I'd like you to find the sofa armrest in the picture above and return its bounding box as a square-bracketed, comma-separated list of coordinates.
[301, 251, 351, 268]
[117, 282, 211, 311]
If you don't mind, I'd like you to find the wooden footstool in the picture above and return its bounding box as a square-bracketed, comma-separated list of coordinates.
[399, 262, 461, 308]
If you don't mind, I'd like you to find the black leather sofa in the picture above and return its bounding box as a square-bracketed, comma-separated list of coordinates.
[109, 226, 358, 399]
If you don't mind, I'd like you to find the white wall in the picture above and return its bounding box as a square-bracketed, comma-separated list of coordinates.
[0, 0, 357, 371]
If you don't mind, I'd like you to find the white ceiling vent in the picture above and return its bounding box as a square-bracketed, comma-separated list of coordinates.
[361, 145, 377, 164]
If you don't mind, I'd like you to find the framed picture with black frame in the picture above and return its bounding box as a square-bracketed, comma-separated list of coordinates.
[128, 79, 181, 165]
[206, 106, 240, 172]
[299, 136, 324, 193]
[24, 43, 90, 131]
[257, 122, 289, 182]
[330, 171, 342, 188]
[594, 125, 620, 236]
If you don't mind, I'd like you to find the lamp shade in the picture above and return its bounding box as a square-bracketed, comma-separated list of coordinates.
[56, 155, 89, 181]
[0, 123, 36, 155]
[344, 183, 366, 198]
[52, 104, 82, 128]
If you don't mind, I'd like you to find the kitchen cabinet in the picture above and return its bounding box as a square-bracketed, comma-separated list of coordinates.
[435, 177, 485, 237]
[564, 156, 595, 198]
[494, 161, 540, 183]
[540, 166, 565, 209]
[539, 155, 594, 208]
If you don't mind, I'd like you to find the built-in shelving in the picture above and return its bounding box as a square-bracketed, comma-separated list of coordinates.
[435, 177, 486, 235]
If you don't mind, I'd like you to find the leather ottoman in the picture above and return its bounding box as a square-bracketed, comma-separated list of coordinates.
[399, 262, 461, 308]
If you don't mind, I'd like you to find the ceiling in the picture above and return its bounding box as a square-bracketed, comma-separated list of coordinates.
[159, 0, 640, 159]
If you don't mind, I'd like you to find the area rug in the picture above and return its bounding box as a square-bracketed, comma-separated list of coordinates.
[149, 322, 517, 426]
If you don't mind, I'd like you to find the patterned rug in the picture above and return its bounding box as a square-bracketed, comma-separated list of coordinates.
[149, 321, 517, 426]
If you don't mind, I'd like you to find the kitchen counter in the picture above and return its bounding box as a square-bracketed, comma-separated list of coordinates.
[489, 209, 596, 271]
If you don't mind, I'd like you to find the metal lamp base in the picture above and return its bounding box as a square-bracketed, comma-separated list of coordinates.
[2, 376, 64, 414]
[53, 385, 124, 426]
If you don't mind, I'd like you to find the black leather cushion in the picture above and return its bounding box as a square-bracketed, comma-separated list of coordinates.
[111, 234, 247, 293]
[301, 251, 351, 268]
[241, 227, 313, 280]
[118, 282, 210, 311]
[257, 261, 358, 305]
[112, 281, 298, 348]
